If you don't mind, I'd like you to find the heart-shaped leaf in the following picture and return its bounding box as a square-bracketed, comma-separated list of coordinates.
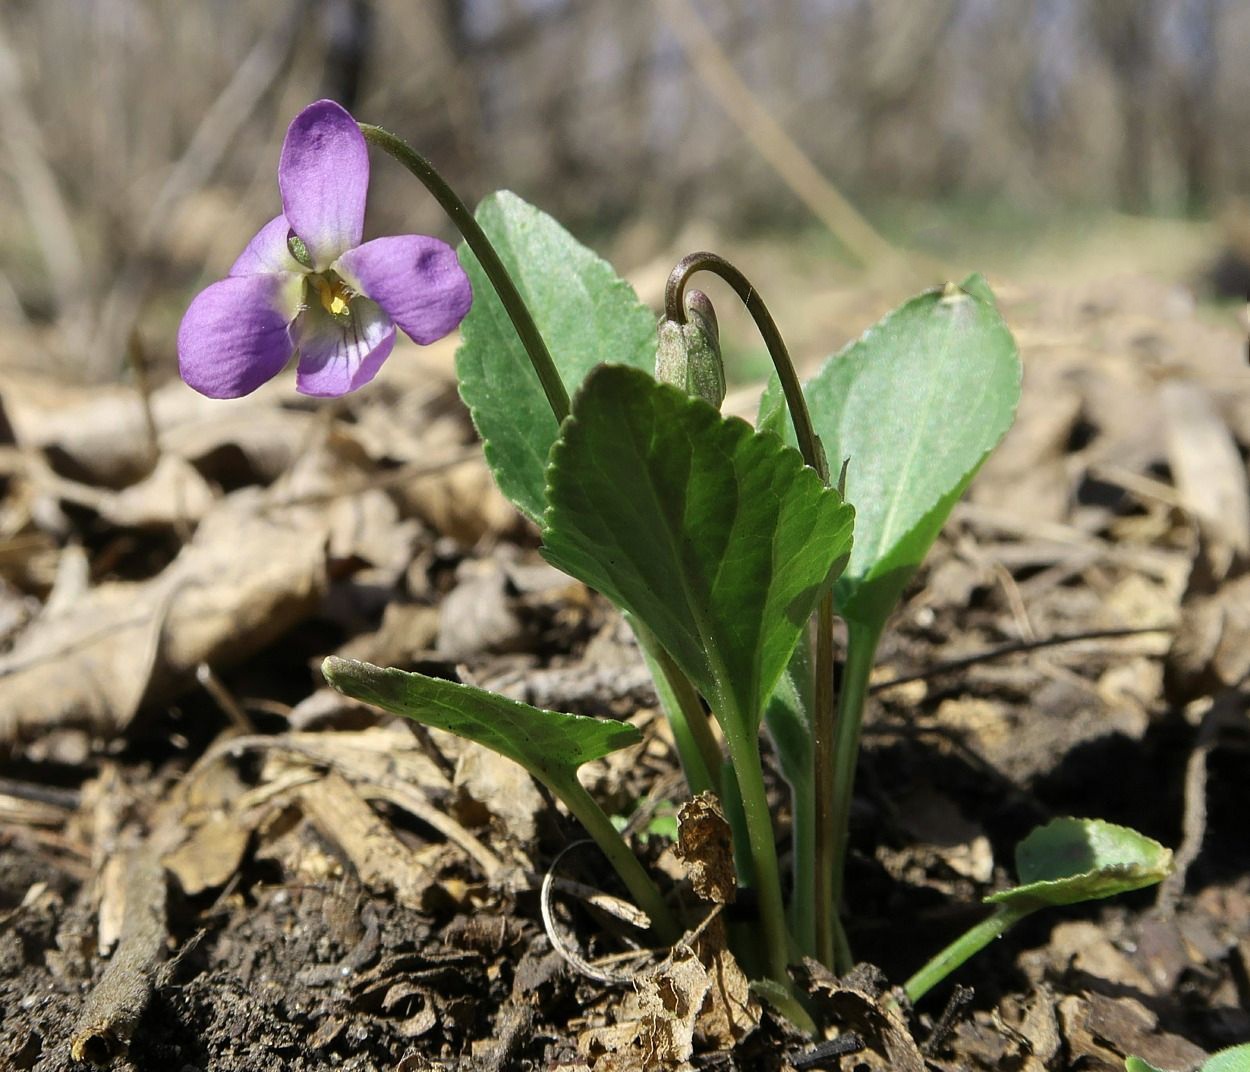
[760, 276, 1020, 629]
[542, 365, 854, 736]
[456, 191, 657, 523]
[322, 656, 640, 786]
[987, 817, 1173, 911]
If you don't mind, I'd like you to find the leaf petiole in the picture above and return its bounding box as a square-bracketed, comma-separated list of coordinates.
[826, 617, 885, 972]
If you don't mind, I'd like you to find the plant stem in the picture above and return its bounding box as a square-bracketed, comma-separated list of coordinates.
[632, 619, 722, 797]
[827, 617, 885, 973]
[788, 771, 816, 956]
[723, 720, 793, 990]
[902, 905, 1023, 1004]
[812, 591, 838, 967]
[552, 771, 682, 945]
[359, 123, 570, 424]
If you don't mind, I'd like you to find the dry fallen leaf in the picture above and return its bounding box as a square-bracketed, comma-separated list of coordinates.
[453, 744, 544, 848]
[163, 816, 251, 896]
[298, 770, 431, 909]
[1166, 571, 1250, 703]
[802, 960, 924, 1072]
[1162, 379, 1250, 571]
[674, 792, 736, 905]
[0, 488, 328, 747]
[1058, 992, 1208, 1072]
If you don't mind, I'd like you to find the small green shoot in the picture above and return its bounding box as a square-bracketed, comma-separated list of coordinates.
[904, 818, 1173, 1003]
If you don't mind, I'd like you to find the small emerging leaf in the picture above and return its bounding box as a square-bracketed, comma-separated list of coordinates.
[1127, 1043, 1250, 1072]
[456, 191, 657, 522]
[760, 276, 1020, 630]
[322, 657, 640, 787]
[1204, 1046, 1250, 1072]
[542, 366, 853, 734]
[1127, 1059, 1169, 1072]
[987, 818, 1173, 911]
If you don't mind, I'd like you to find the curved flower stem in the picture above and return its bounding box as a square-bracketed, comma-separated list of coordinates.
[668, 251, 842, 968]
[359, 123, 570, 424]
[665, 252, 825, 479]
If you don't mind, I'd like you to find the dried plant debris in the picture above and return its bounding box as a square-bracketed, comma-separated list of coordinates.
[577, 929, 759, 1071]
[0, 489, 329, 747]
[673, 792, 737, 905]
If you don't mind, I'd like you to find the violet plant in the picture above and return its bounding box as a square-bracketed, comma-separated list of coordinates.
[181, 100, 1173, 1019]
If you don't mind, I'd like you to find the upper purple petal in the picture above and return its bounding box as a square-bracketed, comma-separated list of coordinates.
[335, 236, 473, 345]
[178, 274, 300, 398]
[230, 215, 305, 277]
[293, 296, 395, 397]
[279, 100, 369, 270]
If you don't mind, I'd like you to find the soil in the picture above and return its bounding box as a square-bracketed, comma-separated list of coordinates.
[1, 263, 1248, 1071]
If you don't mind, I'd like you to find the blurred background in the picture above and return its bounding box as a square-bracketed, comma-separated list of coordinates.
[1, 0, 1248, 385]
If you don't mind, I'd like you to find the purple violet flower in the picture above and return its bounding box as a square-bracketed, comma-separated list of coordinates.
[178, 100, 473, 398]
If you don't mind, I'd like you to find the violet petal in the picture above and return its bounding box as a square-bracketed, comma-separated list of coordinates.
[336, 235, 473, 345]
[279, 100, 369, 270]
[293, 296, 395, 397]
[178, 274, 300, 398]
[230, 215, 306, 277]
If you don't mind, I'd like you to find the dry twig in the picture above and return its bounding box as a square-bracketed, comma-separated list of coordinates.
[70, 841, 168, 1064]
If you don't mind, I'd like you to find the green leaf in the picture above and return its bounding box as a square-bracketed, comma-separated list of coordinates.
[542, 365, 854, 733]
[1126, 1059, 1169, 1072]
[321, 657, 640, 786]
[987, 818, 1173, 911]
[456, 191, 658, 523]
[1127, 1044, 1250, 1072]
[760, 275, 1020, 628]
[763, 642, 815, 798]
[1203, 1046, 1250, 1072]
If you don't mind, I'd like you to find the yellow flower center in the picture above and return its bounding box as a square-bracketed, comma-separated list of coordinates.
[311, 274, 353, 318]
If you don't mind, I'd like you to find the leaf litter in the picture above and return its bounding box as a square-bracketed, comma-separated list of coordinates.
[0, 273, 1248, 1069]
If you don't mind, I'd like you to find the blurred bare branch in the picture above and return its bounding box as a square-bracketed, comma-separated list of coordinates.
[0, 12, 88, 348]
[655, 0, 903, 272]
[94, 1, 304, 380]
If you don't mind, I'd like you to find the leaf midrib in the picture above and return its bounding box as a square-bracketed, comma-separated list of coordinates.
[617, 391, 743, 726]
[865, 301, 961, 567]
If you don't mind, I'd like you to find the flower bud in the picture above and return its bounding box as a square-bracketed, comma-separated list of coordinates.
[656, 289, 726, 409]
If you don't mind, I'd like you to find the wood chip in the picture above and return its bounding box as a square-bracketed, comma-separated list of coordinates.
[298, 770, 429, 908]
